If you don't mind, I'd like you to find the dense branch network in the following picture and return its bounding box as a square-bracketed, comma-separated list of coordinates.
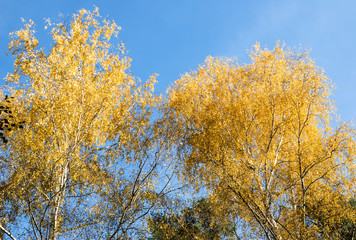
[0, 95, 24, 143]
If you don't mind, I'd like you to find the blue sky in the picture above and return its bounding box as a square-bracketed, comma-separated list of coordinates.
[0, 0, 355, 122]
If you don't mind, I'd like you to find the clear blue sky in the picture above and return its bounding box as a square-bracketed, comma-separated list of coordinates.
[0, 0, 355, 122]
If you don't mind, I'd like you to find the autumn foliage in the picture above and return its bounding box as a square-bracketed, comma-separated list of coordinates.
[0, 8, 355, 240]
[0, 8, 161, 239]
[164, 44, 356, 239]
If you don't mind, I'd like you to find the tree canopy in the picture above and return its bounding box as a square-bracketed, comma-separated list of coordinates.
[0, 8, 165, 239]
[163, 44, 356, 239]
[0, 8, 355, 240]
[148, 197, 237, 240]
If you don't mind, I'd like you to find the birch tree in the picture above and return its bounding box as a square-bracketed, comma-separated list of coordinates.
[164, 43, 356, 239]
[0, 8, 165, 240]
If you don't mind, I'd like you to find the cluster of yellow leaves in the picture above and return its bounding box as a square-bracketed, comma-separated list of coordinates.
[1, 7, 355, 239]
[165, 43, 356, 239]
[6, 7, 156, 183]
[1, 8, 158, 239]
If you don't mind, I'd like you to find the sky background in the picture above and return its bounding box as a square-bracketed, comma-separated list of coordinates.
[0, 0, 355, 122]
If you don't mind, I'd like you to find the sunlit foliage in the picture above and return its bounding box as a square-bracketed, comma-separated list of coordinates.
[164, 43, 356, 239]
[1, 7, 355, 239]
[0, 8, 163, 240]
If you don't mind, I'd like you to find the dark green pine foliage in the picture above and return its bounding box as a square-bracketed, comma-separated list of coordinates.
[148, 198, 237, 240]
